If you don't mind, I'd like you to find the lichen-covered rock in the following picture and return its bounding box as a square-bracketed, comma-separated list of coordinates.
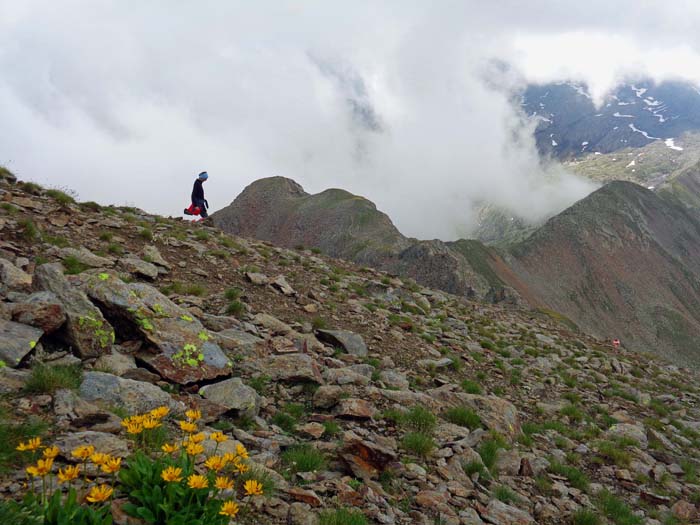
[80, 272, 230, 384]
[10, 292, 66, 333]
[35, 263, 114, 357]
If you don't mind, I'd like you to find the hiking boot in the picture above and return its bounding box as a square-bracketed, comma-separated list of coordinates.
[184, 208, 192, 215]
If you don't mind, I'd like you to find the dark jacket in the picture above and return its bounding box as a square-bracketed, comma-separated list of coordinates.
[192, 179, 205, 202]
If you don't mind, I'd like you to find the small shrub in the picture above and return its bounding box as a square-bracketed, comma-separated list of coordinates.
[224, 287, 241, 301]
[282, 444, 326, 473]
[44, 235, 69, 248]
[18, 219, 40, 241]
[312, 317, 329, 330]
[46, 189, 75, 206]
[226, 300, 245, 317]
[99, 231, 113, 242]
[561, 404, 585, 424]
[62, 255, 89, 275]
[80, 201, 102, 211]
[20, 181, 42, 194]
[319, 508, 367, 525]
[194, 230, 209, 241]
[323, 420, 341, 437]
[402, 406, 437, 434]
[478, 439, 503, 470]
[549, 461, 589, 491]
[138, 227, 153, 241]
[596, 490, 642, 525]
[596, 440, 632, 468]
[463, 460, 486, 477]
[444, 406, 482, 430]
[0, 203, 18, 214]
[401, 432, 435, 457]
[24, 364, 82, 394]
[185, 283, 206, 296]
[248, 375, 270, 395]
[107, 243, 124, 255]
[461, 380, 482, 395]
[493, 485, 520, 504]
[572, 509, 601, 525]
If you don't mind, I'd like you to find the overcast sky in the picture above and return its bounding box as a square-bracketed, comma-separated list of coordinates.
[3, 1, 700, 239]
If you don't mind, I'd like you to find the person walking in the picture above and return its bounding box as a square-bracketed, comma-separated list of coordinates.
[186, 171, 209, 220]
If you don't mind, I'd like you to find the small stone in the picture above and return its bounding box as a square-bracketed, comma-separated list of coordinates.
[198, 377, 261, 417]
[316, 329, 368, 357]
[79, 371, 182, 413]
[246, 272, 269, 285]
[120, 257, 159, 279]
[271, 275, 296, 296]
[335, 398, 376, 419]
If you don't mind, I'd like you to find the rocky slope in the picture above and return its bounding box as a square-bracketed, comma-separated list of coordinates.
[506, 181, 700, 367]
[523, 80, 700, 159]
[212, 177, 514, 300]
[3, 172, 700, 524]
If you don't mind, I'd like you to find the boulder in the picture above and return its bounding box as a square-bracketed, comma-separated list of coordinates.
[481, 500, 534, 525]
[79, 371, 183, 414]
[0, 257, 32, 290]
[335, 398, 376, 419]
[264, 354, 323, 384]
[198, 377, 261, 417]
[35, 263, 114, 357]
[10, 292, 66, 333]
[271, 275, 296, 296]
[119, 257, 159, 280]
[80, 272, 230, 384]
[143, 245, 171, 270]
[58, 247, 114, 268]
[0, 319, 43, 367]
[604, 423, 648, 449]
[316, 329, 368, 358]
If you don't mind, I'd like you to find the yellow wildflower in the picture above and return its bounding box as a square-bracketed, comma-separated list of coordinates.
[179, 420, 198, 434]
[185, 442, 204, 456]
[215, 476, 234, 490]
[30, 458, 54, 476]
[57, 465, 81, 483]
[142, 417, 161, 430]
[223, 452, 237, 464]
[16, 437, 42, 452]
[72, 445, 95, 461]
[210, 431, 228, 443]
[42, 445, 60, 459]
[235, 443, 249, 459]
[185, 409, 202, 421]
[187, 474, 209, 489]
[243, 479, 263, 496]
[204, 455, 227, 472]
[101, 457, 122, 474]
[86, 484, 113, 503]
[90, 452, 110, 465]
[235, 461, 249, 474]
[150, 406, 170, 419]
[188, 432, 206, 444]
[125, 420, 144, 435]
[161, 466, 183, 482]
[25, 465, 40, 477]
[162, 443, 180, 454]
[219, 500, 239, 517]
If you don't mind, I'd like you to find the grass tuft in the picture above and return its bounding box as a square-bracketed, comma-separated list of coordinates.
[24, 364, 82, 394]
[282, 444, 326, 473]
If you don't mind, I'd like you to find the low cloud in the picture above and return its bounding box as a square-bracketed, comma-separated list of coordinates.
[1, 1, 698, 239]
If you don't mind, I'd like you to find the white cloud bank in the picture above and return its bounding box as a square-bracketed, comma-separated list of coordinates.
[1, 1, 700, 239]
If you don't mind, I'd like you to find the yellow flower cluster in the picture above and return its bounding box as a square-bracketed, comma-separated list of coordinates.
[121, 405, 170, 435]
[18, 440, 121, 505]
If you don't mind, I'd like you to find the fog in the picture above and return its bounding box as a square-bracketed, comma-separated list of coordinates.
[2, 1, 700, 239]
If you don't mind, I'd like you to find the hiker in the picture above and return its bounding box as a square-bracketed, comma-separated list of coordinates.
[186, 171, 209, 220]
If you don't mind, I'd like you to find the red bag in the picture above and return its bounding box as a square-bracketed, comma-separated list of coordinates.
[184, 204, 202, 216]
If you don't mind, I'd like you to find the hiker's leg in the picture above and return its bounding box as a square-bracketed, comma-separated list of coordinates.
[194, 199, 208, 218]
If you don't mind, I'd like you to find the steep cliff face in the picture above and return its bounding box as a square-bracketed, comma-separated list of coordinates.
[212, 177, 508, 298]
[507, 181, 700, 365]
